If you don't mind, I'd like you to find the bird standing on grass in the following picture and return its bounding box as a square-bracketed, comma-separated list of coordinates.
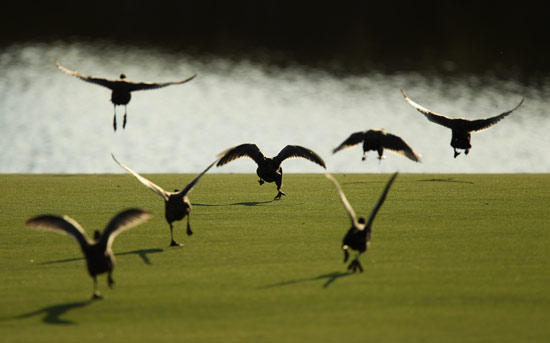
[333, 129, 421, 163]
[401, 89, 523, 158]
[112, 154, 216, 247]
[216, 144, 326, 200]
[25, 208, 152, 299]
[55, 61, 196, 131]
[326, 173, 398, 273]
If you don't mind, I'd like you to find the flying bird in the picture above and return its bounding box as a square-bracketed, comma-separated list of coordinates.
[55, 61, 196, 131]
[26, 208, 152, 299]
[401, 89, 523, 158]
[112, 154, 216, 247]
[216, 144, 326, 200]
[333, 129, 421, 163]
[326, 173, 397, 273]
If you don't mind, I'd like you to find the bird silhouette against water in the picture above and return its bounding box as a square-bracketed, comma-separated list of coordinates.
[333, 129, 421, 163]
[326, 173, 397, 273]
[216, 144, 326, 200]
[25, 208, 152, 299]
[401, 89, 524, 158]
[55, 61, 196, 131]
[112, 154, 216, 246]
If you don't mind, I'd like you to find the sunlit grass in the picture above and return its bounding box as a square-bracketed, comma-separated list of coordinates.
[0, 173, 548, 342]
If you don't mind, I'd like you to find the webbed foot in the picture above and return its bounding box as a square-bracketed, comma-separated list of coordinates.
[274, 191, 286, 200]
[92, 291, 103, 300]
[170, 240, 183, 247]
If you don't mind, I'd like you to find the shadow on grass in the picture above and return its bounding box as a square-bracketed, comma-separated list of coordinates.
[259, 271, 354, 289]
[193, 200, 274, 207]
[40, 248, 164, 265]
[11, 300, 93, 325]
[417, 177, 473, 184]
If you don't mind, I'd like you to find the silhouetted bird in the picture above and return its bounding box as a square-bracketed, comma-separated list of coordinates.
[112, 154, 215, 246]
[333, 129, 421, 163]
[326, 173, 397, 273]
[25, 208, 152, 299]
[401, 89, 524, 158]
[216, 144, 326, 199]
[55, 61, 196, 131]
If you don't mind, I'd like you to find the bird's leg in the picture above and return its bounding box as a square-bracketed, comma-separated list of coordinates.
[453, 148, 460, 158]
[122, 106, 127, 129]
[342, 245, 350, 263]
[347, 253, 364, 273]
[377, 148, 385, 163]
[107, 271, 115, 288]
[92, 277, 102, 300]
[169, 223, 182, 247]
[112, 106, 117, 132]
[274, 175, 286, 200]
[258, 178, 264, 185]
[186, 215, 193, 236]
[361, 151, 367, 161]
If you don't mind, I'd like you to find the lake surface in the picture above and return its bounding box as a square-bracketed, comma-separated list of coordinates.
[1, 41, 549, 174]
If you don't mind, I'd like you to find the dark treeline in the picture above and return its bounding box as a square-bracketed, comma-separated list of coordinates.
[3, 1, 549, 76]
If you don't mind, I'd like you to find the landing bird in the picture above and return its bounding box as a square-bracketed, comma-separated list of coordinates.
[326, 173, 397, 273]
[333, 129, 421, 163]
[401, 89, 524, 158]
[216, 144, 326, 200]
[112, 154, 216, 247]
[25, 208, 152, 299]
[55, 61, 196, 131]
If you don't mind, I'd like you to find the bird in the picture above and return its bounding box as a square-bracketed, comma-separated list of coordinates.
[216, 144, 326, 200]
[333, 129, 421, 163]
[326, 172, 397, 273]
[25, 208, 152, 299]
[55, 61, 197, 131]
[401, 89, 524, 158]
[112, 154, 216, 247]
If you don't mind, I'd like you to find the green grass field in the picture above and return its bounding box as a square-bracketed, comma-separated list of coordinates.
[0, 173, 549, 342]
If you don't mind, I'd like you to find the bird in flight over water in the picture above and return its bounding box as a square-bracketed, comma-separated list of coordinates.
[333, 129, 421, 163]
[401, 89, 523, 158]
[55, 61, 196, 131]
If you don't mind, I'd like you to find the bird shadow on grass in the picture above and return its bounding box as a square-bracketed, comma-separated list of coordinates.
[193, 200, 274, 207]
[40, 248, 164, 266]
[9, 300, 93, 325]
[417, 178, 474, 184]
[258, 271, 354, 289]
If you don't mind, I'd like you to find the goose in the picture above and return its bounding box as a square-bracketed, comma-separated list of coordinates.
[401, 89, 524, 158]
[55, 61, 196, 131]
[216, 144, 326, 200]
[112, 154, 215, 246]
[25, 208, 152, 299]
[333, 129, 421, 163]
[326, 173, 397, 273]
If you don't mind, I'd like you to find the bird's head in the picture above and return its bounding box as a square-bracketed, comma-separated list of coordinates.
[358, 217, 366, 224]
[119, 74, 126, 79]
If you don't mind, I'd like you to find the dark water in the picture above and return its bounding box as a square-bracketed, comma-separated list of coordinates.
[1, 42, 549, 174]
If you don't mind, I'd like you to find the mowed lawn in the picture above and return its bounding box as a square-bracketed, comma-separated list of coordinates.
[0, 173, 548, 342]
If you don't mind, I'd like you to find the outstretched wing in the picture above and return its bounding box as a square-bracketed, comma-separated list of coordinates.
[26, 215, 91, 253]
[381, 133, 422, 162]
[112, 154, 169, 201]
[366, 172, 398, 229]
[100, 209, 152, 250]
[177, 159, 218, 197]
[333, 131, 366, 153]
[465, 98, 524, 132]
[55, 61, 118, 90]
[326, 174, 359, 227]
[273, 145, 326, 168]
[216, 144, 266, 167]
[401, 89, 455, 129]
[126, 74, 197, 92]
